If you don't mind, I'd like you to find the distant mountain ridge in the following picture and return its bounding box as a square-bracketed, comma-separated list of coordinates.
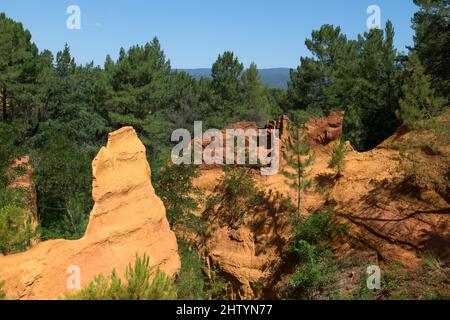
[176, 68, 291, 89]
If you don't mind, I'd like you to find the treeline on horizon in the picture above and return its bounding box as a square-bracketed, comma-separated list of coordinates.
[0, 0, 449, 245]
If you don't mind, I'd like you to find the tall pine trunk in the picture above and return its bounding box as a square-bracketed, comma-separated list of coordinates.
[2, 90, 6, 123]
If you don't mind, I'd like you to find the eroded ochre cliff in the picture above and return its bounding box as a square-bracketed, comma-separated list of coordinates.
[194, 111, 450, 299]
[0, 127, 180, 300]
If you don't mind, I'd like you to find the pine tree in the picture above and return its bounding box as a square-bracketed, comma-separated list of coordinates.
[211, 51, 243, 103]
[0, 189, 35, 255]
[155, 162, 203, 237]
[397, 54, 446, 128]
[101, 37, 173, 150]
[0, 13, 39, 123]
[240, 63, 277, 124]
[329, 138, 346, 178]
[206, 166, 264, 229]
[412, 0, 450, 99]
[282, 112, 314, 217]
[287, 22, 402, 151]
[64, 254, 177, 300]
[357, 21, 402, 149]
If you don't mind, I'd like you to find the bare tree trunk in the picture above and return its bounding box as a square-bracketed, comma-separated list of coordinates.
[10, 96, 14, 121]
[2, 89, 7, 123]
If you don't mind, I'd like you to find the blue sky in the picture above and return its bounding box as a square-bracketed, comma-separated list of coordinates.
[0, 0, 418, 68]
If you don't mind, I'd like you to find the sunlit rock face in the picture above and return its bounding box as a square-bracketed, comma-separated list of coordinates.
[0, 126, 180, 300]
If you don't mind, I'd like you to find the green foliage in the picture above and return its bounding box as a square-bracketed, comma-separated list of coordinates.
[380, 262, 411, 300]
[155, 163, 204, 237]
[282, 112, 314, 217]
[290, 208, 345, 247]
[18, 44, 105, 240]
[347, 274, 375, 300]
[288, 208, 345, 299]
[211, 51, 243, 104]
[329, 138, 346, 178]
[175, 243, 207, 300]
[289, 240, 337, 299]
[412, 0, 450, 99]
[0, 124, 18, 187]
[32, 128, 92, 240]
[207, 166, 264, 228]
[0, 13, 39, 124]
[0, 122, 34, 255]
[206, 268, 230, 300]
[0, 279, 5, 300]
[418, 252, 449, 299]
[398, 138, 420, 179]
[99, 38, 173, 148]
[287, 22, 402, 150]
[397, 54, 446, 127]
[175, 242, 229, 300]
[64, 254, 177, 300]
[207, 52, 280, 127]
[0, 189, 35, 254]
[397, 96, 448, 183]
[239, 63, 280, 124]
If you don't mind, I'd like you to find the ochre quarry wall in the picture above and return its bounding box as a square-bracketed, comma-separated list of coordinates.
[196, 112, 449, 299]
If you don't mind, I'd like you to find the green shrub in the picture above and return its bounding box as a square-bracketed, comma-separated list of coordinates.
[176, 243, 207, 300]
[64, 254, 177, 300]
[291, 208, 346, 246]
[421, 253, 446, 285]
[0, 279, 5, 300]
[175, 242, 229, 300]
[0, 127, 35, 255]
[155, 163, 204, 237]
[380, 262, 411, 299]
[204, 268, 229, 300]
[0, 124, 18, 188]
[396, 54, 446, 128]
[33, 128, 93, 240]
[329, 138, 346, 178]
[288, 208, 346, 299]
[419, 252, 449, 299]
[289, 240, 337, 299]
[347, 274, 375, 300]
[0, 189, 35, 255]
[207, 166, 264, 228]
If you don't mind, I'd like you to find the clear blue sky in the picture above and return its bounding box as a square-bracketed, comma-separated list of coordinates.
[0, 0, 418, 68]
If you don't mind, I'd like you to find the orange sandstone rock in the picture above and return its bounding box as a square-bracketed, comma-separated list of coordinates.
[0, 127, 180, 300]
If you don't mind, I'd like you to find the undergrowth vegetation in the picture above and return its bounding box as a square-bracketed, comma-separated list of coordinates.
[155, 163, 229, 300]
[0, 279, 5, 300]
[155, 162, 204, 237]
[329, 138, 346, 178]
[0, 189, 36, 255]
[205, 166, 264, 228]
[286, 208, 347, 299]
[64, 255, 177, 300]
[175, 243, 228, 300]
